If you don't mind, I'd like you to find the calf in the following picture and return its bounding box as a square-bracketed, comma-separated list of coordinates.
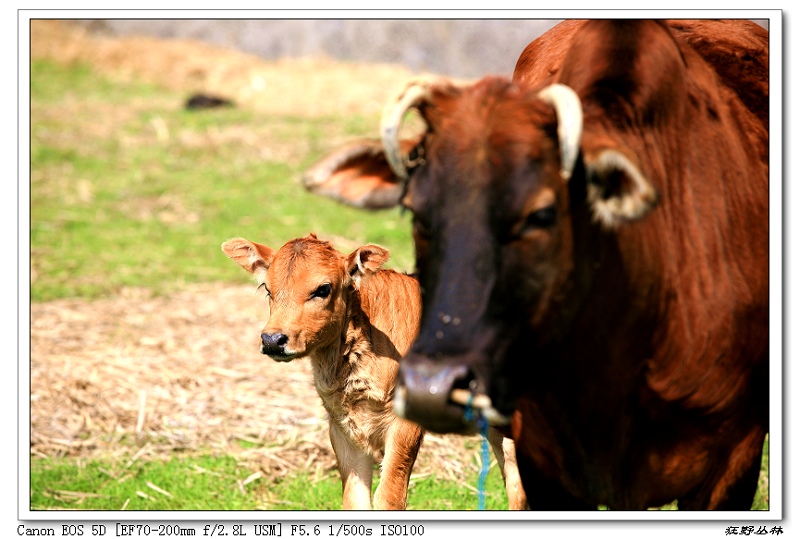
[222, 234, 527, 510]
[222, 234, 422, 509]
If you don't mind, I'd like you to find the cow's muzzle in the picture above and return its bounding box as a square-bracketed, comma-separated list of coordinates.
[393, 355, 511, 434]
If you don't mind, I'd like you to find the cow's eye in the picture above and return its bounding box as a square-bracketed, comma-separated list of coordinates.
[524, 205, 557, 229]
[311, 283, 332, 299]
[405, 144, 426, 175]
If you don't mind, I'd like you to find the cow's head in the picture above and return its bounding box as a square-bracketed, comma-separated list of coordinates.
[222, 234, 390, 361]
[304, 77, 658, 434]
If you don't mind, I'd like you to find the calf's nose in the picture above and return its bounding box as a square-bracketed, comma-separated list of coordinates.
[261, 332, 288, 354]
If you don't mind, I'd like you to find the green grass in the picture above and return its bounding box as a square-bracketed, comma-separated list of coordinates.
[29, 59, 414, 302]
[30, 454, 263, 511]
[29, 453, 508, 511]
[258, 466, 508, 511]
[29, 438, 768, 511]
[752, 435, 770, 510]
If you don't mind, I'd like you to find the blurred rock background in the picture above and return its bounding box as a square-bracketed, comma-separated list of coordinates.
[70, 19, 564, 79]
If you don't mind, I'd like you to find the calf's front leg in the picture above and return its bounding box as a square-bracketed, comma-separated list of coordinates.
[329, 422, 375, 510]
[374, 419, 424, 510]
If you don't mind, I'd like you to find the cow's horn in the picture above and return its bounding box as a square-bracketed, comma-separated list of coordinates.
[538, 83, 583, 181]
[380, 79, 436, 180]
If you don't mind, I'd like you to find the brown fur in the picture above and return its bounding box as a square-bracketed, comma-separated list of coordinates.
[299, 19, 769, 510]
[406, 20, 769, 510]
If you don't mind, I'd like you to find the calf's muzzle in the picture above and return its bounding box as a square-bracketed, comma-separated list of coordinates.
[261, 332, 292, 360]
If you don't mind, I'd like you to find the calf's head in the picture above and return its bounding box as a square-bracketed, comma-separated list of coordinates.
[222, 234, 390, 361]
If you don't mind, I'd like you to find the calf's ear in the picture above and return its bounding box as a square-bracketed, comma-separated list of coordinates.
[221, 238, 275, 284]
[346, 244, 390, 287]
[302, 138, 416, 209]
[584, 149, 659, 228]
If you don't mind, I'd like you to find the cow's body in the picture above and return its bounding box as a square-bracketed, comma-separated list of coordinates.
[302, 19, 770, 510]
[222, 235, 527, 510]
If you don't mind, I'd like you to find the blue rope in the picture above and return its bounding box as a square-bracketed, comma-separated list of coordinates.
[464, 394, 490, 510]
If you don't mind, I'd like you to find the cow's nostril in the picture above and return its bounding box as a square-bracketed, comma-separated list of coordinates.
[451, 369, 477, 394]
[447, 369, 484, 409]
[396, 361, 480, 434]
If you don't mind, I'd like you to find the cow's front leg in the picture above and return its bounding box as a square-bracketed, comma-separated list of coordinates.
[329, 423, 374, 510]
[374, 419, 423, 510]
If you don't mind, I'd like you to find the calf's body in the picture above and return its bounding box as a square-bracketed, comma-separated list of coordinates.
[223, 234, 423, 509]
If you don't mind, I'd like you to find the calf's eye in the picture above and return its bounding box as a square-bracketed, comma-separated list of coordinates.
[257, 282, 271, 299]
[311, 283, 332, 299]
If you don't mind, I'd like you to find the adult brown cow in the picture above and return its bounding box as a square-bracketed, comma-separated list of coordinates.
[303, 19, 770, 510]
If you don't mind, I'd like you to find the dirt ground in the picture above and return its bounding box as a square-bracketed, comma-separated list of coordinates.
[30, 282, 479, 479]
[28, 20, 482, 488]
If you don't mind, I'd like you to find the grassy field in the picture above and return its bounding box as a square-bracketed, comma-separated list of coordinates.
[30, 59, 415, 303]
[28, 31, 505, 512]
[30, 445, 510, 511]
[27, 21, 770, 513]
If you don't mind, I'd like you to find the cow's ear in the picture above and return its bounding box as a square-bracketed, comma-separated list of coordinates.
[221, 238, 275, 284]
[302, 138, 417, 209]
[346, 244, 390, 287]
[584, 149, 659, 228]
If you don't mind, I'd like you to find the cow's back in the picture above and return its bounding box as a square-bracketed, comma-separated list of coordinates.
[666, 20, 768, 130]
[517, 19, 770, 508]
[514, 19, 769, 133]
